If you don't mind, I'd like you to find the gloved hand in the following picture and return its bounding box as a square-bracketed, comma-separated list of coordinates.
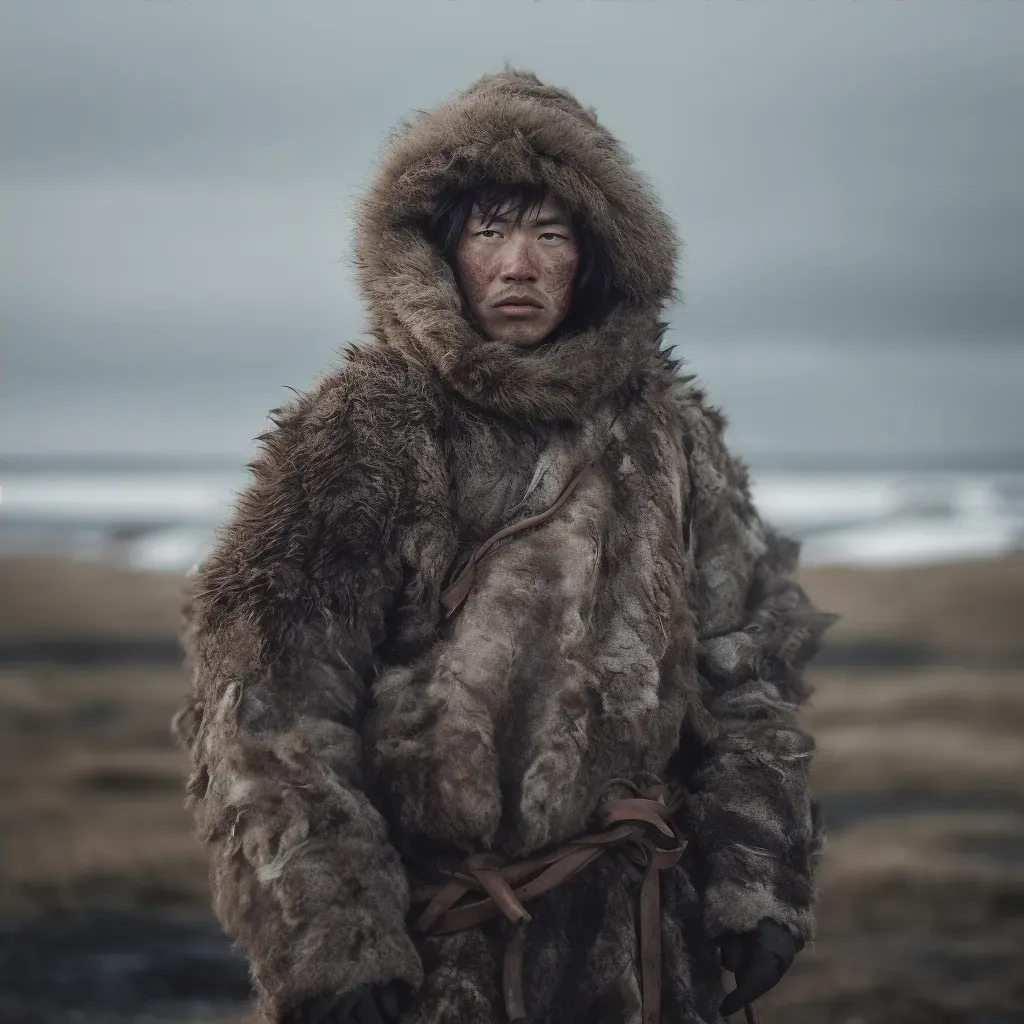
[719, 918, 801, 1018]
[284, 981, 408, 1024]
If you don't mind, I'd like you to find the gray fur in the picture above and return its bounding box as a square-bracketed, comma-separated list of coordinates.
[175, 69, 834, 1023]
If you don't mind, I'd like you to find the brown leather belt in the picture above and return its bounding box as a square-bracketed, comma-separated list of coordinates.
[410, 782, 686, 1024]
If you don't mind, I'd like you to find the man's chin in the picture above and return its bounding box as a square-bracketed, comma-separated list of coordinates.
[489, 326, 552, 349]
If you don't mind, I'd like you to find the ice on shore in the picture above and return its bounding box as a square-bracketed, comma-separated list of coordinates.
[2, 468, 1022, 571]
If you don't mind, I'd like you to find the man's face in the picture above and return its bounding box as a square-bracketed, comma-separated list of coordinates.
[454, 196, 580, 347]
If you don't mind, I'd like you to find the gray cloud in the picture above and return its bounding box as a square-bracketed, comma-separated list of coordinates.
[2, 0, 1022, 459]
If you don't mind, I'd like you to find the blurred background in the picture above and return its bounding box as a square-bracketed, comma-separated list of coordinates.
[1, 2, 1022, 1022]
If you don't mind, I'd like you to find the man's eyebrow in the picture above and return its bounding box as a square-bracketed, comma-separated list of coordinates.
[475, 213, 571, 228]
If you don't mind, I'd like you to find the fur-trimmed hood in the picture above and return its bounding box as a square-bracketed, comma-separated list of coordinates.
[353, 69, 680, 422]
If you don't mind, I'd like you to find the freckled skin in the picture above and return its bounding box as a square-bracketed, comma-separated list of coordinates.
[455, 197, 581, 348]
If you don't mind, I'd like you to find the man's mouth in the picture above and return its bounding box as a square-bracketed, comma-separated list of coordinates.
[494, 295, 544, 315]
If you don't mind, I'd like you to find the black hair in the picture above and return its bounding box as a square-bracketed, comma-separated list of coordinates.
[425, 182, 617, 332]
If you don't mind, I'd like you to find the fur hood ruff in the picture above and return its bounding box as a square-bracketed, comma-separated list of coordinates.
[353, 69, 679, 422]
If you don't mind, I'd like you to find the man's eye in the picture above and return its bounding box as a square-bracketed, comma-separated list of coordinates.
[476, 229, 502, 238]
[539, 232, 567, 241]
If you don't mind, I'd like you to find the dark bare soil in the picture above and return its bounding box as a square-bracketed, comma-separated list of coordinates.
[1, 555, 1022, 1023]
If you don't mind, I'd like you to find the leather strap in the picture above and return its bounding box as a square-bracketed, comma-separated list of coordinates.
[411, 783, 688, 1024]
[440, 460, 595, 617]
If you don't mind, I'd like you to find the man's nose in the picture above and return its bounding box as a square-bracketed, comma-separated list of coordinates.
[498, 238, 538, 281]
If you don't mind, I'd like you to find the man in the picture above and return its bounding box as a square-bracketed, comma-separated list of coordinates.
[175, 71, 835, 1024]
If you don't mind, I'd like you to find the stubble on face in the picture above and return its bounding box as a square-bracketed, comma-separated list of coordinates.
[454, 196, 581, 348]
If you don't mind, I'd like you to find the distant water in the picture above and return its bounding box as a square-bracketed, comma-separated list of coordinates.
[2, 465, 1022, 572]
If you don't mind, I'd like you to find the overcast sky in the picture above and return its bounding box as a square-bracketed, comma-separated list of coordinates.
[2, 1, 1022, 464]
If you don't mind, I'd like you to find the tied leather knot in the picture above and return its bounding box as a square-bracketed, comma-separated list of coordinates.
[411, 782, 687, 1024]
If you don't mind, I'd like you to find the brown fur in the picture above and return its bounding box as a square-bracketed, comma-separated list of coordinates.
[175, 70, 834, 1023]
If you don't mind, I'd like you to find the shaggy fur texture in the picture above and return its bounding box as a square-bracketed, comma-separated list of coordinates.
[175, 70, 835, 1024]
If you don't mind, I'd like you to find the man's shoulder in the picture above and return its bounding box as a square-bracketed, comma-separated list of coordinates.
[259, 343, 439, 472]
[655, 371, 755, 513]
[301, 342, 436, 427]
[200, 345, 436, 588]
[659, 371, 729, 452]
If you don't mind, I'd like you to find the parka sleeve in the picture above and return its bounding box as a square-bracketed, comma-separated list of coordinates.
[173, 378, 423, 1022]
[679, 399, 837, 947]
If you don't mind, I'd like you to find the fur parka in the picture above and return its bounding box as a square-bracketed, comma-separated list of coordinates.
[174, 70, 836, 1024]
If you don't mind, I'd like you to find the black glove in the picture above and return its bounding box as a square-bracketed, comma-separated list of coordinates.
[284, 981, 408, 1024]
[719, 918, 801, 1018]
